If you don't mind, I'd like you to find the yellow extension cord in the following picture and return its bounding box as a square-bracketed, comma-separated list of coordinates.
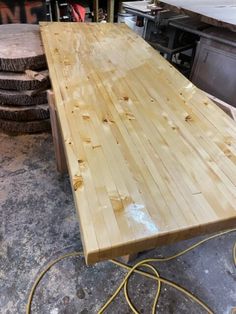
[26, 228, 236, 314]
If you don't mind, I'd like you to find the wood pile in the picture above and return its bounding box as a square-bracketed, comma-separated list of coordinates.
[0, 24, 51, 134]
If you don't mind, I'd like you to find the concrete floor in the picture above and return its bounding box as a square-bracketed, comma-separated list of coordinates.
[0, 132, 235, 314]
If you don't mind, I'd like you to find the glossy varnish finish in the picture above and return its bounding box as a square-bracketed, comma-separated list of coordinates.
[40, 23, 236, 264]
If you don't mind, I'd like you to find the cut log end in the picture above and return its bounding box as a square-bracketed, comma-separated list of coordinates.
[0, 89, 47, 106]
[0, 118, 51, 135]
[0, 24, 47, 72]
[0, 104, 50, 121]
[0, 70, 50, 91]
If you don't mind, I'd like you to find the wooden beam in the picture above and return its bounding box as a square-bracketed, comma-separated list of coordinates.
[93, 0, 99, 22]
[107, 0, 115, 23]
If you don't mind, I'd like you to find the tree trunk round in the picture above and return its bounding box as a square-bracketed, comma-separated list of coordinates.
[0, 70, 50, 91]
[0, 24, 46, 72]
[0, 118, 51, 134]
[0, 89, 47, 106]
[0, 104, 49, 121]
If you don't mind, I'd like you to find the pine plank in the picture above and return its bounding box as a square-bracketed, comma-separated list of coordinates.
[40, 22, 236, 264]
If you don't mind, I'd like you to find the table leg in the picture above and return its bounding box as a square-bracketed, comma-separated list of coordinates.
[47, 90, 67, 173]
[121, 253, 138, 263]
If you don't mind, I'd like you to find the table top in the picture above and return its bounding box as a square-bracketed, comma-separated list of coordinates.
[161, 0, 236, 29]
[40, 22, 236, 264]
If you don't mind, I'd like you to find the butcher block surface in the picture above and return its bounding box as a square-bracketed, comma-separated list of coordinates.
[40, 22, 236, 264]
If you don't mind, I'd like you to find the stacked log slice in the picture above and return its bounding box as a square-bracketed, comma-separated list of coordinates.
[0, 89, 47, 106]
[0, 70, 50, 91]
[0, 24, 50, 134]
[0, 119, 51, 134]
[0, 24, 46, 72]
[0, 104, 49, 121]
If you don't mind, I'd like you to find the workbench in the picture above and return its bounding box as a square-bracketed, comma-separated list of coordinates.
[160, 0, 236, 31]
[41, 23, 236, 264]
[122, 1, 206, 66]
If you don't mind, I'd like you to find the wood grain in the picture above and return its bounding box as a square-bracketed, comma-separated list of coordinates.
[40, 22, 236, 264]
[0, 24, 46, 72]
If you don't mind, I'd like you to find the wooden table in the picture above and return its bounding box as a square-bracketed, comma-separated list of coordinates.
[40, 22, 236, 264]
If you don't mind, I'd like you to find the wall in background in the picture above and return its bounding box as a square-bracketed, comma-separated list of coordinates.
[0, 0, 46, 24]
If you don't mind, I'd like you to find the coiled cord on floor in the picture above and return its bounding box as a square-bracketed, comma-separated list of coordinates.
[26, 228, 236, 314]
